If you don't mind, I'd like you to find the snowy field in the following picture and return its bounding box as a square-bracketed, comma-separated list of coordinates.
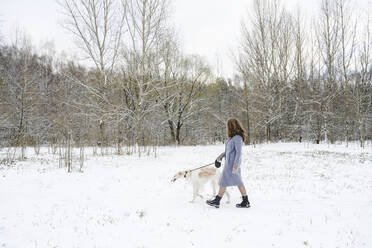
[1, 142, 372, 248]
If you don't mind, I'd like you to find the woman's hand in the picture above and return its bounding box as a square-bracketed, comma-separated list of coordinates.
[217, 154, 223, 161]
[232, 164, 238, 174]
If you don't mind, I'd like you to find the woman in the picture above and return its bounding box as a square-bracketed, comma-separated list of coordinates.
[206, 118, 250, 208]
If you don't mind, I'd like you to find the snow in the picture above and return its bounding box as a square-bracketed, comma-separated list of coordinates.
[1, 142, 372, 248]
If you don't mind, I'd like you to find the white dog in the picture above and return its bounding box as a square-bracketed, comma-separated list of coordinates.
[171, 167, 230, 203]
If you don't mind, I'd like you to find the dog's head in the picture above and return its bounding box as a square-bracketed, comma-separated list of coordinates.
[171, 170, 190, 182]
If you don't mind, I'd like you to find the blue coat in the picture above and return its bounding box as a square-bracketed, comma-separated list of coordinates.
[218, 135, 244, 187]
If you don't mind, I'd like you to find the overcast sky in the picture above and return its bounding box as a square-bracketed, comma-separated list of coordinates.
[0, 0, 370, 77]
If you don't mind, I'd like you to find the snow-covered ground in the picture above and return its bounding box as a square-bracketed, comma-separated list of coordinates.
[1, 142, 372, 248]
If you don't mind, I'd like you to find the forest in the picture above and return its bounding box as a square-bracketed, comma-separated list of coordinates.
[0, 0, 371, 156]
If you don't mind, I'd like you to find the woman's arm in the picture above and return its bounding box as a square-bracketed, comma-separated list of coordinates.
[217, 152, 225, 160]
[233, 136, 242, 166]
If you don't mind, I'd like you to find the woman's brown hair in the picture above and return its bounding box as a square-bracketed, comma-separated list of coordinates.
[226, 118, 246, 142]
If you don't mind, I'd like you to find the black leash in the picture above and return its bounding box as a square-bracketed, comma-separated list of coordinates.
[189, 162, 215, 172]
[184, 162, 215, 178]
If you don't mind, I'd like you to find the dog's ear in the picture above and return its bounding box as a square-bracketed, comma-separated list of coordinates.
[183, 170, 190, 178]
[171, 174, 177, 182]
[171, 172, 182, 182]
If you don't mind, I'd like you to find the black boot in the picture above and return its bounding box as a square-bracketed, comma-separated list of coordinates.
[236, 195, 250, 208]
[206, 195, 221, 208]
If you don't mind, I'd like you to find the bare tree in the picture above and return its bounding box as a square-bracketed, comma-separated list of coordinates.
[237, 0, 293, 142]
[120, 0, 170, 149]
[58, 0, 125, 147]
[0, 31, 42, 158]
[154, 31, 180, 143]
[315, 0, 343, 143]
[353, 11, 372, 147]
[163, 55, 210, 144]
[291, 7, 308, 140]
[336, 0, 358, 145]
[59, 0, 124, 75]
[238, 0, 272, 142]
[303, 25, 324, 143]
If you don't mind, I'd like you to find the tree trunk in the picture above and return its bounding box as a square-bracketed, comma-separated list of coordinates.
[176, 122, 182, 145]
[168, 120, 176, 144]
[266, 122, 271, 142]
[246, 111, 251, 145]
[359, 121, 365, 148]
[324, 117, 328, 144]
[117, 117, 122, 155]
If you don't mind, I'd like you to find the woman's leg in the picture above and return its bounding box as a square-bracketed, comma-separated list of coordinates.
[237, 185, 247, 196]
[207, 186, 226, 208]
[236, 185, 250, 208]
[218, 186, 226, 197]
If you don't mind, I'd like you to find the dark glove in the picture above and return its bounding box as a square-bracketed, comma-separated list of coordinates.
[215, 159, 221, 168]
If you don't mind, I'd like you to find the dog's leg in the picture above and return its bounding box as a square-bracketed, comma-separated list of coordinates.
[190, 185, 198, 203]
[211, 179, 217, 196]
[225, 190, 231, 204]
[196, 184, 204, 199]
